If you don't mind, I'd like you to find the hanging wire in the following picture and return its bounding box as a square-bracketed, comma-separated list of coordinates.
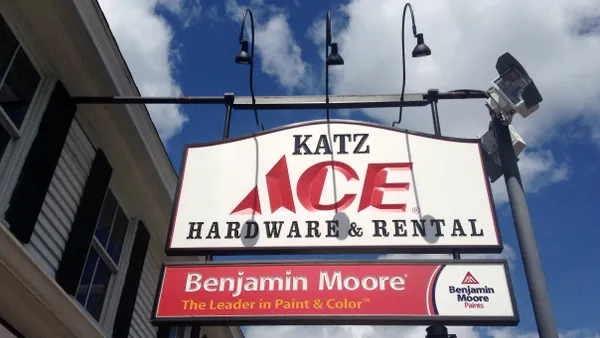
[325, 11, 332, 122]
[392, 4, 411, 128]
[241, 9, 264, 131]
[326, 62, 331, 122]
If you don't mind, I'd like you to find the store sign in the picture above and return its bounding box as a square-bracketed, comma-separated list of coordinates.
[166, 120, 501, 255]
[151, 260, 518, 326]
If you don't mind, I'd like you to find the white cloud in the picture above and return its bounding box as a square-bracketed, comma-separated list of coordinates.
[379, 244, 518, 270]
[159, 0, 203, 27]
[245, 325, 480, 338]
[225, 0, 313, 92]
[309, 0, 600, 202]
[205, 5, 220, 22]
[245, 325, 599, 338]
[98, 0, 192, 143]
[491, 150, 570, 202]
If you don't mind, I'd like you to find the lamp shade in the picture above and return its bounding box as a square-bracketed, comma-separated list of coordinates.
[235, 41, 252, 64]
[326, 43, 344, 66]
[412, 33, 431, 58]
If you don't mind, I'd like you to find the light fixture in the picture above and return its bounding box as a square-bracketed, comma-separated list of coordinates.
[392, 3, 432, 128]
[326, 42, 344, 66]
[235, 41, 251, 65]
[480, 122, 526, 182]
[486, 52, 543, 123]
[482, 52, 543, 182]
[412, 33, 431, 57]
[235, 8, 264, 131]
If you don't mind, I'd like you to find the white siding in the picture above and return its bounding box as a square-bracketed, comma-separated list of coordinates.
[27, 118, 95, 277]
[129, 248, 160, 338]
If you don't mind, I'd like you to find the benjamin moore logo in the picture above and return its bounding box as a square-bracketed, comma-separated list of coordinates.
[461, 272, 479, 285]
[449, 272, 495, 309]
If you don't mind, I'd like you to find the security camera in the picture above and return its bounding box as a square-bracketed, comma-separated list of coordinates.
[486, 53, 543, 122]
[480, 123, 526, 182]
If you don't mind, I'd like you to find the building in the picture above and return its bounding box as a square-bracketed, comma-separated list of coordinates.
[0, 1, 243, 338]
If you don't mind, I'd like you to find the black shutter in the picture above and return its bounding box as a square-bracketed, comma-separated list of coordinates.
[0, 316, 26, 338]
[112, 221, 150, 338]
[5, 81, 76, 243]
[191, 326, 201, 337]
[156, 326, 170, 338]
[55, 149, 112, 295]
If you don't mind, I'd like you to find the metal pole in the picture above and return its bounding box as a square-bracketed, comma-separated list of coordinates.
[493, 114, 558, 338]
[426, 324, 455, 338]
[207, 93, 236, 264]
[425, 89, 458, 337]
[222, 93, 234, 139]
[71, 91, 487, 108]
[428, 89, 441, 135]
[72, 96, 225, 104]
[325, 47, 330, 120]
[427, 89, 459, 261]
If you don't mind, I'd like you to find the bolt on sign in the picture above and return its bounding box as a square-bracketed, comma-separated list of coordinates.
[151, 260, 518, 326]
[166, 120, 501, 255]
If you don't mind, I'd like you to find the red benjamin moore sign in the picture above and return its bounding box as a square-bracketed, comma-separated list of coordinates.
[152, 260, 518, 326]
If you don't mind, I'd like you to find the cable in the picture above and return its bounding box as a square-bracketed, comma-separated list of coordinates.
[325, 11, 332, 122]
[449, 89, 487, 95]
[392, 4, 411, 128]
[242, 9, 264, 131]
[326, 60, 331, 122]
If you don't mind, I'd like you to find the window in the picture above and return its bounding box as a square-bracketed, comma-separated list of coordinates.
[167, 327, 203, 338]
[0, 13, 41, 162]
[75, 189, 130, 321]
[170, 327, 187, 338]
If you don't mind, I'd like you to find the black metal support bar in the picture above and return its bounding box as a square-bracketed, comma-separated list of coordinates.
[222, 93, 234, 139]
[427, 89, 441, 135]
[325, 53, 330, 120]
[433, 91, 488, 100]
[425, 88, 458, 338]
[204, 93, 237, 265]
[232, 93, 429, 110]
[426, 88, 460, 261]
[426, 324, 457, 338]
[71, 91, 486, 109]
[72, 96, 226, 104]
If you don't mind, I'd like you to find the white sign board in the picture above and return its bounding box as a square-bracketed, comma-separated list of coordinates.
[166, 121, 501, 255]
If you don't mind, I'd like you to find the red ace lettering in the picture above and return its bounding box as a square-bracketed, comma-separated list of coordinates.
[231, 156, 411, 215]
[266, 156, 296, 213]
[358, 163, 412, 212]
[296, 161, 359, 212]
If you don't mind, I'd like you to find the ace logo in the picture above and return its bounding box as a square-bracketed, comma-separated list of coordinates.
[167, 121, 503, 253]
[230, 155, 413, 215]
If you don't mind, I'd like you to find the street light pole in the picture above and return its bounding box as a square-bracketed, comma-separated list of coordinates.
[235, 8, 264, 131]
[325, 10, 344, 121]
[493, 113, 558, 338]
[392, 2, 431, 128]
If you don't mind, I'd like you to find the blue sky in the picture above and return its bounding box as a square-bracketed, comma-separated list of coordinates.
[98, 0, 600, 337]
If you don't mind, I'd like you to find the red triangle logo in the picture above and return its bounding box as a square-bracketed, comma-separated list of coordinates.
[230, 186, 262, 215]
[462, 272, 479, 285]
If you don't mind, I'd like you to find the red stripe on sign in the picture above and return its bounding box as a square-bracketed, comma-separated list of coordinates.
[426, 264, 444, 315]
[155, 263, 441, 318]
